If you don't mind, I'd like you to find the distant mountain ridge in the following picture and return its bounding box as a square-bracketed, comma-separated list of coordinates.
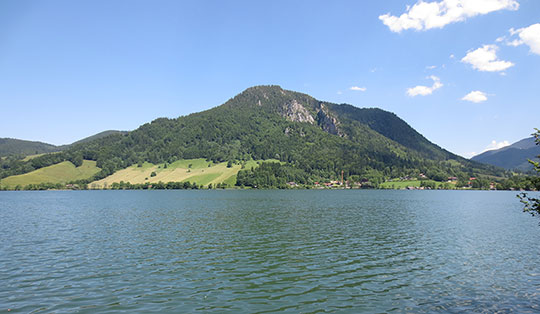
[472, 137, 540, 171]
[0, 130, 127, 158]
[0, 138, 59, 157]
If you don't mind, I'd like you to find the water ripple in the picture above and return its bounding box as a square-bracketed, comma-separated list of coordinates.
[1, 190, 540, 313]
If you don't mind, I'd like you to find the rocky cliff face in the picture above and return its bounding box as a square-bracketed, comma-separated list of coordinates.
[316, 104, 344, 137]
[278, 99, 344, 137]
[240, 86, 344, 137]
[279, 100, 315, 124]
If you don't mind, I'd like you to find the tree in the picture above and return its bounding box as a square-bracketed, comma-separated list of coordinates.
[518, 129, 540, 216]
[71, 153, 83, 167]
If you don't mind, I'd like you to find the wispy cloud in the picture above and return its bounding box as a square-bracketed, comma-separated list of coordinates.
[461, 44, 514, 72]
[350, 86, 367, 92]
[462, 90, 488, 103]
[406, 76, 443, 96]
[379, 0, 519, 33]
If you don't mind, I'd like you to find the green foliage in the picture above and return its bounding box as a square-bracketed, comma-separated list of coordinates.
[518, 129, 540, 216]
[107, 180, 200, 190]
[236, 162, 310, 188]
[420, 181, 437, 189]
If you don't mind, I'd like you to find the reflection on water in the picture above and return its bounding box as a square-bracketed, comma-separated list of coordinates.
[1, 190, 539, 312]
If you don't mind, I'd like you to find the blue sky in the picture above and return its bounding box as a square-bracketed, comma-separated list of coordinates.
[0, 0, 539, 158]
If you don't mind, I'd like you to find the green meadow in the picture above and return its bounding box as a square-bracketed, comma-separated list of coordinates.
[0, 157, 283, 189]
[0, 160, 100, 188]
[379, 180, 455, 189]
[90, 158, 276, 189]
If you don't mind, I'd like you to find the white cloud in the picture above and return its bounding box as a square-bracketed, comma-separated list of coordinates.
[467, 139, 511, 158]
[450, 54, 455, 59]
[379, 0, 519, 33]
[461, 44, 514, 72]
[508, 23, 540, 55]
[426, 65, 437, 69]
[350, 86, 367, 91]
[462, 90, 488, 103]
[337, 91, 343, 95]
[485, 140, 511, 151]
[406, 76, 443, 96]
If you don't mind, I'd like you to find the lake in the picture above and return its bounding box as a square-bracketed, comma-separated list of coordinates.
[1, 190, 539, 313]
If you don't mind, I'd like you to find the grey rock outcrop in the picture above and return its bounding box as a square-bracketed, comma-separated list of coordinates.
[316, 104, 344, 137]
[279, 100, 315, 124]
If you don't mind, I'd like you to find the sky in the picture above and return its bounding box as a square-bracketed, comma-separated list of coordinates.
[0, 0, 539, 158]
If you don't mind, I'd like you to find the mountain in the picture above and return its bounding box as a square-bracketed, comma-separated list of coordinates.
[67, 130, 128, 146]
[0, 86, 503, 187]
[0, 138, 59, 157]
[0, 130, 127, 158]
[472, 137, 540, 172]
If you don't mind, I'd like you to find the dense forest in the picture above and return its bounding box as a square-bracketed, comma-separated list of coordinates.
[0, 86, 522, 189]
[0, 138, 59, 157]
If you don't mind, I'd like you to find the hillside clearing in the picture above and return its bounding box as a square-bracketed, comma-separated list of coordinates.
[0, 160, 100, 188]
[90, 159, 278, 189]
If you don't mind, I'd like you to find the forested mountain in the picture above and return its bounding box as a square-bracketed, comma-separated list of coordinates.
[0, 130, 126, 158]
[0, 86, 504, 186]
[62, 130, 128, 147]
[0, 138, 59, 157]
[472, 137, 540, 172]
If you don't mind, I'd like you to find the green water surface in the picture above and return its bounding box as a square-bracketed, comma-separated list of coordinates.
[1, 190, 539, 313]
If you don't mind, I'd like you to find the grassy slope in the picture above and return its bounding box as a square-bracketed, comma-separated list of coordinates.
[0, 160, 100, 188]
[379, 180, 456, 189]
[90, 159, 275, 188]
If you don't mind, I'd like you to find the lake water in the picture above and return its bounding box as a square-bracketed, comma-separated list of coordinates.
[1, 190, 540, 313]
